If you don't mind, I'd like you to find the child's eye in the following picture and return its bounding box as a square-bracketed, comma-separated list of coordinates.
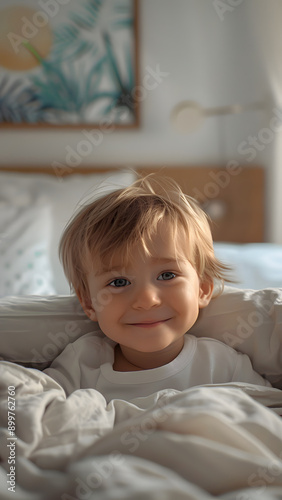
[108, 278, 130, 288]
[157, 272, 176, 281]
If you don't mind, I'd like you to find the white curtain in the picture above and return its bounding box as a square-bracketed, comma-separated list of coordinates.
[246, 0, 282, 243]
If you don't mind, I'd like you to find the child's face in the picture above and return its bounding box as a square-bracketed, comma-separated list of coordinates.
[81, 220, 213, 356]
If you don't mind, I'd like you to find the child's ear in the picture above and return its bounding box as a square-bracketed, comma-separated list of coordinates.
[76, 290, 98, 322]
[198, 279, 214, 309]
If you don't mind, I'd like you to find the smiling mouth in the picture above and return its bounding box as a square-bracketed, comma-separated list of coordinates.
[129, 318, 171, 328]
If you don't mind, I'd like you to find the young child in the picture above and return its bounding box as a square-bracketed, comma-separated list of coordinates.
[44, 174, 271, 401]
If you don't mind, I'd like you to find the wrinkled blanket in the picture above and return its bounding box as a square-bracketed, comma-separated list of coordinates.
[1, 361, 282, 500]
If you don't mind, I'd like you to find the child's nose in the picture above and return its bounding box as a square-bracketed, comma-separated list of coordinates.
[132, 284, 161, 310]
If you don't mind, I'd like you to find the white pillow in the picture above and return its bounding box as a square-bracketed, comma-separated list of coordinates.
[0, 170, 136, 296]
[0, 295, 95, 368]
[0, 184, 56, 297]
[0, 287, 282, 388]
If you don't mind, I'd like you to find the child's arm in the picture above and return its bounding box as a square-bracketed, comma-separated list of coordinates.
[231, 350, 272, 387]
[196, 338, 272, 387]
[44, 343, 81, 396]
[43, 332, 105, 396]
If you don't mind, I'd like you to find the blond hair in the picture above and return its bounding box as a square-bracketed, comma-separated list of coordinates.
[59, 173, 231, 300]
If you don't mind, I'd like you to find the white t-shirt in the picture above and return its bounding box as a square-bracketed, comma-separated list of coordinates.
[44, 332, 271, 402]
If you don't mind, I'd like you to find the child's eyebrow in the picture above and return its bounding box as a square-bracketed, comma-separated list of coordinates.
[95, 266, 124, 277]
[95, 257, 185, 277]
[151, 257, 183, 263]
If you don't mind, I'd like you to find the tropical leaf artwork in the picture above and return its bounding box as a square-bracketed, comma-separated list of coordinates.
[0, 75, 41, 123]
[0, 0, 137, 126]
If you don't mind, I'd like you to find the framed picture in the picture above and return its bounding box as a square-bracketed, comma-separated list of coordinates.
[0, 0, 139, 128]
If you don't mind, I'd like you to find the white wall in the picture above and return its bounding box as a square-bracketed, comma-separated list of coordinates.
[0, 0, 277, 237]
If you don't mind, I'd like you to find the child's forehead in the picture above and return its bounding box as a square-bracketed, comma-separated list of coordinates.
[91, 227, 192, 275]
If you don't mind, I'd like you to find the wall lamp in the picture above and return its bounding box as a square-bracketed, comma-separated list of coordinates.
[171, 100, 265, 133]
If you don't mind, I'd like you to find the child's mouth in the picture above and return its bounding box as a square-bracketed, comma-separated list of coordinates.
[129, 318, 171, 328]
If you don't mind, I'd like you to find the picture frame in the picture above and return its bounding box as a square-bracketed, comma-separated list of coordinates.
[0, 0, 139, 128]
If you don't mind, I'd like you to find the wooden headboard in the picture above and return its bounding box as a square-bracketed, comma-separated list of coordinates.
[0, 165, 264, 243]
[137, 166, 264, 243]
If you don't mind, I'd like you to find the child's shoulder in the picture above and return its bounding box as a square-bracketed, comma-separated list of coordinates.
[71, 330, 110, 351]
[187, 334, 240, 356]
[60, 330, 115, 369]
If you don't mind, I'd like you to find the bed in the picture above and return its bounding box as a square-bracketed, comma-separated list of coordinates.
[0, 165, 282, 500]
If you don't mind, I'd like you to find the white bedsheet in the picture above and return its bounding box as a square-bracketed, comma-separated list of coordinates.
[213, 243, 282, 290]
[1, 361, 282, 499]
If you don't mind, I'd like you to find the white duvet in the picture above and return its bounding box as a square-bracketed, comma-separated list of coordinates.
[1, 361, 282, 500]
